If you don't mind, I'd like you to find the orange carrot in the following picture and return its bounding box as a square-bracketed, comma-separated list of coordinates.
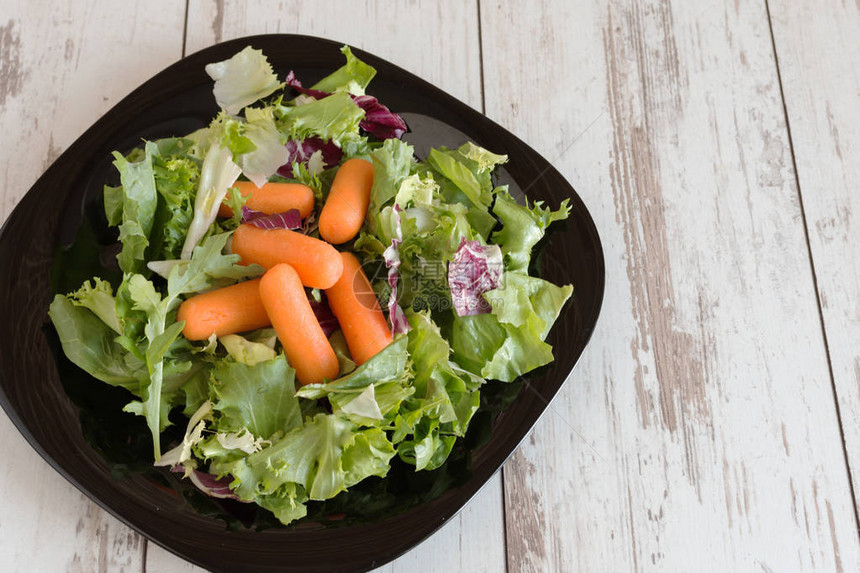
[325, 252, 392, 365]
[218, 181, 315, 219]
[318, 158, 374, 244]
[259, 264, 339, 385]
[231, 224, 344, 289]
[177, 278, 270, 340]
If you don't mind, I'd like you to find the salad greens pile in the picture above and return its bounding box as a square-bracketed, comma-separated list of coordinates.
[48, 45, 572, 525]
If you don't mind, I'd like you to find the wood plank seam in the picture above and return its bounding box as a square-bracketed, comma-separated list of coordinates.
[763, 0, 860, 538]
[476, 1, 510, 570]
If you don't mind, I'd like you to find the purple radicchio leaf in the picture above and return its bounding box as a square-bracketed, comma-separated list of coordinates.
[284, 70, 408, 141]
[241, 206, 302, 230]
[383, 205, 410, 335]
[352, 95, 409, 140]
[448, 238, 504, 317]
[309, 294, 340, 338]
[277, 137, 344, 179]
[284, 70, 330, 100]
[170, 466, 244, 501]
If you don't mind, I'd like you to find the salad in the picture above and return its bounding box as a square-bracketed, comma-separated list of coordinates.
[48, 45, 572, 526]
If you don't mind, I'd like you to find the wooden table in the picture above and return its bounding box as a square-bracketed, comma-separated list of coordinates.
[1, 1, 858, 571]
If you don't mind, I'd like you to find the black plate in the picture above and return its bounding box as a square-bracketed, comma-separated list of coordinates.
[0, 35, 604, 572]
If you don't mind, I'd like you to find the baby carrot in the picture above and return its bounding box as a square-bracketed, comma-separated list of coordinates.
[318, 158, 374, 244]
[325, 252, 393, 365]
[259, 264, 339, 385]
[231, 223, 344, 289]
[177, 278, 270, 340]
[217, 181, 315, 218]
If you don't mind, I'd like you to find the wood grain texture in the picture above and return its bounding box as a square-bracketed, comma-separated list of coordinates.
[177, 2, 508, 572]
[185, 0, 483, 111]
[0, 1, 185, 571]
[480, 0, 860, 571]
[769, 0, 860, 509]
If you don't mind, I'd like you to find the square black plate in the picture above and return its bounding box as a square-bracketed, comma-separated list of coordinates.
[0, 35, 604, 572]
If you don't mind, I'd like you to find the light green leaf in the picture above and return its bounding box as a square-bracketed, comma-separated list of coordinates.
[491, 188, 571, 272]
[68, 278, 122, 334]
[211, 354, 302, 440]
[48, 295, 143, 391]
[310, 45, 376, 95]
[219, 333, 277, 366]
[111, 142, 158, 273]
[205, 46, 281, 115]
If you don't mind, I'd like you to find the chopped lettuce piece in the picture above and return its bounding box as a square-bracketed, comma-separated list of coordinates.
[279, 92, 365, 148]
[48, 295, 143, 390]
[237, 107, 290, 187]
[67, 277, 122, 334]
[450, 273, 572, 382]
[180, 142, 241, 260]
[296, 336, 412, 426]
[456, 142, 508, 172]
[211, 354, 302, 441]
[227, 413, 395, 501]
[219, 333, 277, 366]
[310, 45, 376, 95]
[369, 138, 414, 210]
[111, 142, 159, 273]
[205, 46, 281, 115]
[491, 188, 571, 272]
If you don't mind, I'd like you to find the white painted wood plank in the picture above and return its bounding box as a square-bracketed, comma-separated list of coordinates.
[184, 0, 483, 111]
[170, 2, 507, 572]
[480, 0, 860, 571]
[770, 0, 860, 505]
[0, 1, 186, 571]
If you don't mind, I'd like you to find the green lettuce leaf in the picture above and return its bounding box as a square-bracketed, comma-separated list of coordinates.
[456, 142, 508, 172]
[296, 336, 413, 426]
[425, 147, 497, 238]
[279, 92, 364, 148]
[149, 150, 199, 261]
[227, 413, 395, 501]
[180, 142, 242, 260]
[491, 189, 571, 272]
[111, 142, 159, 273]
[310, 45, 376, 95]
[205, 46, 281, 115]
[369, 138, 414, 210]
[48, 295, 143, 391]
[67, 277, 122, 334]
[211, 354, 302, 441]
[219, 333, 277, 366]
[391, 311, 483, 471]
[450, 273, 572, 382]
